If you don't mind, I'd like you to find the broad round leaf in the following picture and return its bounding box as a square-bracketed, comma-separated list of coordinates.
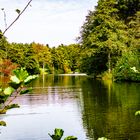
[24, 75, 38, 85]
[13, 68, 29, 81]
[135, 111, 140, 116]
[0, 88, 3, 92]
[0, 121, 6, 126]
[20, 88, 32, 95]
[6, 104, 20, 109]
[10, 75, 20, 84]
[4, 87, 14, 96]
[9, 82, 21, 89]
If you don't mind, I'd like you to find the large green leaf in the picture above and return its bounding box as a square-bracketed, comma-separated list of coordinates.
[135, 111, 140, 116]
[0, 91, 8, 103]
[24, 75, 38, 85]
[9, 82, 21, 89]
[13, 68, 29, 81]
[0, 121, 6, 126]
[49, 128, 64, 140]
[20, 88, 32, 95]
[0, 88, 3, 92]
[6, 104, 20, 109]
[4, 87, 14, 96]
[54, 128, 64, 139]
[10, 75, 20, 84]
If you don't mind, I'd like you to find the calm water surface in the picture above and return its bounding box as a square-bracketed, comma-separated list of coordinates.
[1, 75, 140, 140]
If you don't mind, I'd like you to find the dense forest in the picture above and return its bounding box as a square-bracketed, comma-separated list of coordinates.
[0, 0, 140, 82]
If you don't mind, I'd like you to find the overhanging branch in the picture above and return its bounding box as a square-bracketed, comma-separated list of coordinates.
[3, 0, 33, 35]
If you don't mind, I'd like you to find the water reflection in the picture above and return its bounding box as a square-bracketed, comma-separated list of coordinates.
[81, 79, 140, 140]
[0, 75, 140, 140]
[31, 74, 85, 87]
[0, 75, 87, 140]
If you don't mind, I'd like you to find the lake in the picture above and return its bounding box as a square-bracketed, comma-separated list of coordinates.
[1, 75, 140, 140]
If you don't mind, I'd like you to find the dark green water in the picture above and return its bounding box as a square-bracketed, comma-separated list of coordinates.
[1, 75, 140, 140]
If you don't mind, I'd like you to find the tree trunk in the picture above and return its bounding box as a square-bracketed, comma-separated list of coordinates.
[108, 52, 111, 73]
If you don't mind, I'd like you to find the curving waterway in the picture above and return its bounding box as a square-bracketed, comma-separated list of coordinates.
[1, 75, 140, 140]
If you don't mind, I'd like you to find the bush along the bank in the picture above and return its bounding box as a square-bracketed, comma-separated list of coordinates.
[113, 51, 140, 82]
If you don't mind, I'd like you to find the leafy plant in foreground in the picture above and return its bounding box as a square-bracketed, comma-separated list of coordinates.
[49, 128, 77, 140]
[135, 111, 140, 116]
[0, 68, 38, 114]
[0, 121, 6, 126]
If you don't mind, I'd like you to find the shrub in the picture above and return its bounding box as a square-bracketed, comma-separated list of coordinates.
[113, 51, 140, 82]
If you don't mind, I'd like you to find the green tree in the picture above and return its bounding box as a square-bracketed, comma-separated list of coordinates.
[0, 32, 9, 59]
[80, 0, 128, 75]
[64, 44, 81, 73]
[51, 44, 81, 74]
[127, 11, 140, 51]
[51, 44, 71, 74]
[79, 48, 108, 76]
[32, 43, 52, 74]
[112, 3, 140, 81]
[117, 0, 140, 22]
[7, 43, 39, 74]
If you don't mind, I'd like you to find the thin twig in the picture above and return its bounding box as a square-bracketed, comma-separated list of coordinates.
[3, 0, 32, 35]
[1, 9, 7, 30]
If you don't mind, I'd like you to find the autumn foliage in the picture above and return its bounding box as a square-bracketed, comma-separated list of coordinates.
[0, 59, 18, 76]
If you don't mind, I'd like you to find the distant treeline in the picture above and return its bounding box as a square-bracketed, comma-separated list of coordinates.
[0, 41, 82, 75]
[0, 0, 140, 82]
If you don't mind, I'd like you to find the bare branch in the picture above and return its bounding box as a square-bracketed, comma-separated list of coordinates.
[3, 0, 33, 35]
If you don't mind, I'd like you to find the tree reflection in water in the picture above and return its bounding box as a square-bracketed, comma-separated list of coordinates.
[1, 75, 140, 140]
[81, 78, 140, 140]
